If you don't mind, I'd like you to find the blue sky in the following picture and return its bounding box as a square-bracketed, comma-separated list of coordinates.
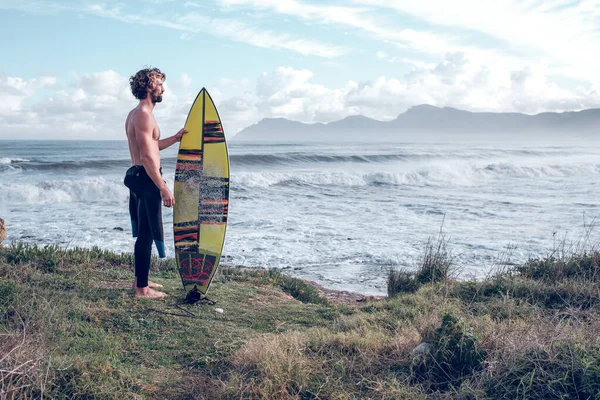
[1, 0, 599, 139]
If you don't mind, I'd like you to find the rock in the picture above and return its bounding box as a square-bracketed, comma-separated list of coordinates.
[411, 342, 432, 356]
[113, 227, 124, 231]
[0, 218, 6, 248]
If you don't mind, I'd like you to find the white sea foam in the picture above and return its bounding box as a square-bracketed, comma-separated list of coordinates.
[0, 178, 130, 204]
[0, 174, 178, 204]
[0, 157, 29, 164]
[233, 161, 600, 189]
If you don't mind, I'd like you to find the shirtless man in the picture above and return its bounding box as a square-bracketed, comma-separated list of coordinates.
[124, 67, 187, 299]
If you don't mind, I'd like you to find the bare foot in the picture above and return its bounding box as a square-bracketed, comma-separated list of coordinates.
[135, 287, 168, 299]
[132, 279, 164, 290]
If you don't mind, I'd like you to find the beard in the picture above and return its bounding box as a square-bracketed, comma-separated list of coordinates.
[151, 94, 163, 104]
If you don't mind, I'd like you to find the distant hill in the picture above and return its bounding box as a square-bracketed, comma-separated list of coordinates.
[232, 105, 600, 141]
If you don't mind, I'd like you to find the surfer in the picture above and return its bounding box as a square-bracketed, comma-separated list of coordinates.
[124, 67, 188, 299]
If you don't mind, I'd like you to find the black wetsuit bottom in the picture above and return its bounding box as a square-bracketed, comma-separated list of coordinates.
[124, 165, 165, 288]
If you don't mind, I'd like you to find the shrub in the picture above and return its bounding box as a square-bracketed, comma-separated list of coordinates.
[415, 233, 454, 285]
[414, 313, 487, 391]
[265, 270, 329, 305]
[516, 252, 600, 283]
[484, 342, 600, 399]
[388, 268, 420, 297]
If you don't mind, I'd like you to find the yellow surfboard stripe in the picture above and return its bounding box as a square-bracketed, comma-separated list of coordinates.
[174, 88, 230, 295]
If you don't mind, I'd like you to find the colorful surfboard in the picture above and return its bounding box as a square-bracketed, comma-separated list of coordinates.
[173, 88, 229, 296]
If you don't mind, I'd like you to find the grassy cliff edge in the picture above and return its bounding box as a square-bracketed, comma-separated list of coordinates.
[1, 242, 600, 399]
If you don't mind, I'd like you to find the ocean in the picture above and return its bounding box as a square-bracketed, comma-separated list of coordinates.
[1, 139, 599, 296]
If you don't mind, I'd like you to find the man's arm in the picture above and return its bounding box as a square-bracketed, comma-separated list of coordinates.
[158, 128, 188, 150]
[135, 113, 175, 207]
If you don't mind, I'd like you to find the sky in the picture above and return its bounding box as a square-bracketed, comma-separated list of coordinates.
[1, 0, 600, 140]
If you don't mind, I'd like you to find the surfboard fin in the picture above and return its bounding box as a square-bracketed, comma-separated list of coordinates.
[185, 287, 216, 305]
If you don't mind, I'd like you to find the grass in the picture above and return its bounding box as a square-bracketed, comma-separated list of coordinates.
[1, 239, 600, 399]
[388, 227, 457, 297]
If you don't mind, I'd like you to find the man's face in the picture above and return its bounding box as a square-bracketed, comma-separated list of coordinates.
[150, 79, 165, 104]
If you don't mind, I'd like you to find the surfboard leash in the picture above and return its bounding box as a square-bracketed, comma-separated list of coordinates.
[147, 304, 197, 318]
[184, 288, 217, 305]
[146, 288, 217, 318]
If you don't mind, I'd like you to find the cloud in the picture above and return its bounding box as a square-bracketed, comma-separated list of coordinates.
[220, 58, 600, 134]
[0, 70, 192, 140]
[75, 70, 125, 97]
[174, 12, 347, 58]
[0, 76, 58, 116]
[172, 73, 193, 91]
[183, 1, 204, 7]
[3, 55, 600, 140]
[376, 51, 397, 63]
[6, 0, 600, 85]
[214, 0, 512, 62]
[214, 0, 600, 96]
[352, 0, 600, 84]
[256, 67, 314, 97]
[0, 1, 348, 59]
[0, 78, 34, 115]
[218, 78, 252, 90]
[219, 0, 373, 27]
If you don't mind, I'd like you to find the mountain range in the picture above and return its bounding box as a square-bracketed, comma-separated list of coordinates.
[232, 104, 600, 141]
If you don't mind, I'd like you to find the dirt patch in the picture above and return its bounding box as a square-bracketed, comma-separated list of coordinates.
[305, 281, 383, 306]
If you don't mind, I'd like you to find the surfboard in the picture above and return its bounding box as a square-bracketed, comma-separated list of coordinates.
[173, 88, 229, 297]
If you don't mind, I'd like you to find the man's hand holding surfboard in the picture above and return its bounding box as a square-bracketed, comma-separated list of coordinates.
[160, 128, 188, 208]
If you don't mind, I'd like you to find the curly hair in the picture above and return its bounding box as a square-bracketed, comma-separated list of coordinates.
[129, 68, 166, 100]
